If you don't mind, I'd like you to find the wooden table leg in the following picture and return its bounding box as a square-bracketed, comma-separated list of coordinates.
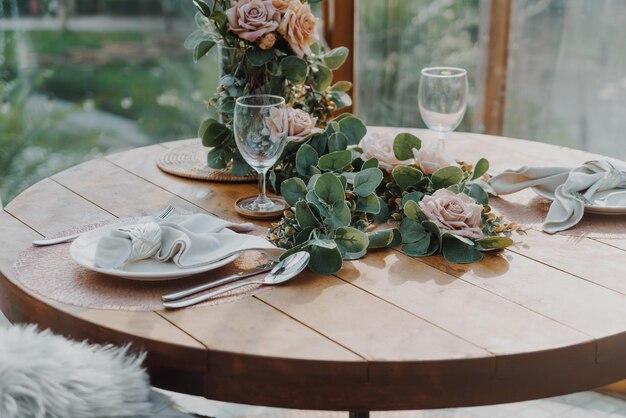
[349, 412, 369, 418]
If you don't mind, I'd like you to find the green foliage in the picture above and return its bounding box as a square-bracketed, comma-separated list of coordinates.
[393, 132, 422, 160]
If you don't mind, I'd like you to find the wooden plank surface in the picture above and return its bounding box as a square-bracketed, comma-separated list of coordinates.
[2, 129, 626, 411]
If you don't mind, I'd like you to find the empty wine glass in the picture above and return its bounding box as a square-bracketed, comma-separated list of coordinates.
[234, 94, 288, 213]
[418, 67, 468, 153]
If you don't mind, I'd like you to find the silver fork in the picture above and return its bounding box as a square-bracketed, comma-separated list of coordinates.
[31, 205, 175, 246]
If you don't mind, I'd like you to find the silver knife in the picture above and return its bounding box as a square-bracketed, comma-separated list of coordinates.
[161, 264, 275, 302]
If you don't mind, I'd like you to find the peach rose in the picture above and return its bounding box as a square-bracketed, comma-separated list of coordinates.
[286, 108, 321, 142]
[278, 1, 318, 57]
[419, 189, 484, 239]
[359, 132, 405, 172]
[412, 145, 457, 175]
[271, 0, 291, 12]
[264, 107, 288, 143]
[226, 0, 280, 42]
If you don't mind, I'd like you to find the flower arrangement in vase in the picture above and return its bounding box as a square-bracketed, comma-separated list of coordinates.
[187, 0, 355, 177]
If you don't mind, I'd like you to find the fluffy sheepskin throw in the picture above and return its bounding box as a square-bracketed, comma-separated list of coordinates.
[0, 325, 193, 418]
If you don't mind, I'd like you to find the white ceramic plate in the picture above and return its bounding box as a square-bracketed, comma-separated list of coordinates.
[532, 187, 626, 215]
[70, 220, 239, 281]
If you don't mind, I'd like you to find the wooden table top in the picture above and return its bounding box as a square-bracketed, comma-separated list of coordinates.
[1, 127, 626, 412]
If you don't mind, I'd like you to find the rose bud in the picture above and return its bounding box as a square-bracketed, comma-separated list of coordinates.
[258, 32, 277, 50]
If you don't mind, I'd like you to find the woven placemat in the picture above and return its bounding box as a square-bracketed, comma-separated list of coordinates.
[13, 219, 273, 311]
[157, 142, 256, 183]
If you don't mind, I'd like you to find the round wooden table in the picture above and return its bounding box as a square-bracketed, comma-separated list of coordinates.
[2, 127, 626, 417]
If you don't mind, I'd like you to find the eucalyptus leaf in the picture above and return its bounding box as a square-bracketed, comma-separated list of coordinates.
[393, 133, 422, 160]
[374, 197, 390, 222]
[199, 118, 230, 147]
[305, 190, 330, 218]
[328, 90, 352, 110]
[193, 40, 215, 62]
[442, 236, 483, 264]
[306, 174, 321, 191]
[402, 233, 432, 256]
[471, 158, 490, 180]
[328, 132, 349, 152]
[281, 177, 307, 206]
[330, 81, 352, 92]
[362, 157, 379, 170]
[296, 227, 315, 245]
[355, 193, 381, 214]
[206, 146, 232, 169]
[231, 153, 250, 177]
[192, 0, 211, 16]
[323, 46, 349, 70]
[431, 166, 464, 189]
[422, 221, 442, 256]
[335, 226, 369, 253]
[337, 116, 367, 145]
[466, 183, 489, 205]
[308, 132, 328, 156]
[328, 201, 351, 229]
[399, 217, 427, 244]
[402, 191, 424, 205]
[476, 236, 514, 251]
[307, 239, 343, 274]
[312, 64, 333, 90]
[392, 166, 423, 189]
[353, 168, 383, 197]
[367, 229, 396, 249]
[342, 248, 367, 260]
[318, 150, 352, 171]
[295, 144, 319, 177]
[295, 201, 322, 228]
[314, 172, 345, 205]
[403, 200, 425, 221]
[280, 56, 309, 84]
[246, 47, 274, 66]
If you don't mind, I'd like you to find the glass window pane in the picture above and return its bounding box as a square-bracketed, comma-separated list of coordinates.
[0, 1, 215, 201]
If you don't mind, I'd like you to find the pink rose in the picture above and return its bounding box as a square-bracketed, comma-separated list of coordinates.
[226, 0, 280, 42]
[264, 107, 288, 143]
[419, 189, 484, 239]
[286, 108, 321, 142]
[359, 132, 404, 172]
[413, 145, 456, 175]
[278, 1, 318, 57]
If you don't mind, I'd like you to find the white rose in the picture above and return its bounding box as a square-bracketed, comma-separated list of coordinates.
[413, 144, 457, 175]
[359, 132, 405, 172]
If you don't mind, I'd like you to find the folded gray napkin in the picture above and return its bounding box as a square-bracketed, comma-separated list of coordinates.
[489, 160, 626, 233]
[94, 213, 273, 269]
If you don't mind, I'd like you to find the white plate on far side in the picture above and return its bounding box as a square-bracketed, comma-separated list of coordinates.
[532, 187, 626, 215]
[69, 220, 239, 281]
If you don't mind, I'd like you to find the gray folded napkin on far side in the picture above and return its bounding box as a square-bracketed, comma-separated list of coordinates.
[489, 160, 626, 233]
[94, 213, 275, 269]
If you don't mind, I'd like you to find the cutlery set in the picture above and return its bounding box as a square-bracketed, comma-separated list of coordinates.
[31, 205, 310, 309]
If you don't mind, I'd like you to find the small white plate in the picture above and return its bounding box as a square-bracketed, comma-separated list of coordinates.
[70, 220, 239, 281]
[532, 188, 626, 215]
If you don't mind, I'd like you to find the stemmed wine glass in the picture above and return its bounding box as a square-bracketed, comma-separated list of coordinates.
[233, 94, 288, 214]
[418, 67, 468, 153]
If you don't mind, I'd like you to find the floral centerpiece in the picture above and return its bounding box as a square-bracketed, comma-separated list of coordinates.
[269, 132, 520, 273]
[187, 0, 355, 177]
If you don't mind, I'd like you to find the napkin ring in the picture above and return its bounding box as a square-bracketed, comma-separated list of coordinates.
[117, 222, 162, 262]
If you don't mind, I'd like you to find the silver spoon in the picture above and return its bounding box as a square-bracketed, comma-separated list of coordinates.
[162, 251, 310, 310]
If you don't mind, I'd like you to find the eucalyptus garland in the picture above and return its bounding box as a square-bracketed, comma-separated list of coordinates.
[269, 132, 519, 274]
